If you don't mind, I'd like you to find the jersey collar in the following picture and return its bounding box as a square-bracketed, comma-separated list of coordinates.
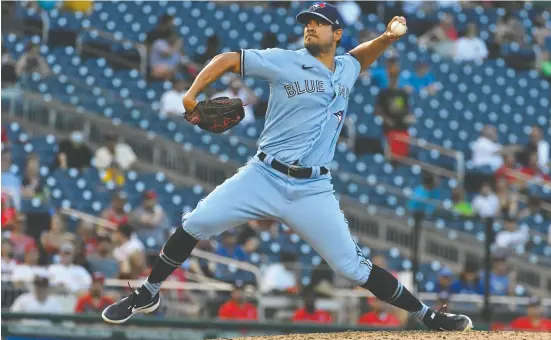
[299, 48, 336, 74]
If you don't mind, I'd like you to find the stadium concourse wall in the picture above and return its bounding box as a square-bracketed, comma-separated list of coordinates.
[2, 91, 551, 297]
[0, 312, 490, 340]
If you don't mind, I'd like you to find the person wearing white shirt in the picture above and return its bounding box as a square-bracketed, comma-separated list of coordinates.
[47, 243, 92, 294]
[212, 77, 257, 124]
[472, 183, 500, 218]
[454, 23, 488, 62]
[471, 125, 503, 171]
[260, 252, 298, 294]
[113, 224, 147, 279]
[11, 275, 62, 325]
[93, 133, 137, 172]
[160, 79, 188, 116]
[12, 245, 48, 290]
[494, 217, 529, 252]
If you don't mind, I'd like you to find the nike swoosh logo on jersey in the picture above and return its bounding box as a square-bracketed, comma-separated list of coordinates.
[302, 65, 314, 70]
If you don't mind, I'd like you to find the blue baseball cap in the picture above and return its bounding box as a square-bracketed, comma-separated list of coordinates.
[439, 267, 453, 277]
[296, 2, 344, 29]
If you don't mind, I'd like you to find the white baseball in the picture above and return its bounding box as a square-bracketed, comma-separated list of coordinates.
[391, 21, 407, 36]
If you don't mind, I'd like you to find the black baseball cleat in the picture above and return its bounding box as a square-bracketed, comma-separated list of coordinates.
[422, 305, 473, 331]
[102, 285, 160, 324]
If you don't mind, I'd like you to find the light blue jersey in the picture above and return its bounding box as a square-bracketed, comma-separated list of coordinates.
[240, 48, 361, 167]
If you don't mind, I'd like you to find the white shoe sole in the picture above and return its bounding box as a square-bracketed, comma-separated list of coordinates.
[460, 314, 474, 331]
[102, 296, 161, 324]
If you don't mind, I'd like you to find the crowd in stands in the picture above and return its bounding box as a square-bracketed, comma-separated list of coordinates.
[2, 0, 550, 331]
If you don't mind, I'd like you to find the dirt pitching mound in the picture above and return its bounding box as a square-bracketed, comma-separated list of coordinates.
[234, 331, 549, 340]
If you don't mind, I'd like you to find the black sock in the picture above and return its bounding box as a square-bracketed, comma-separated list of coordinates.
[361, 264, 429, 320]
[142, 227, 198, 296]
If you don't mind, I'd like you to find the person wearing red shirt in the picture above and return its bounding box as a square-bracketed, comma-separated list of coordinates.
[495, 154, 519, 184]
[510, 298, 551, 332]
[100, 192, 130, 227]
[75, 272, 115, 314]
[218, 284, 257, 320]
[358, 297, 402, 327]
[292, 291, 333, 324]
[520, 152, 551, 181]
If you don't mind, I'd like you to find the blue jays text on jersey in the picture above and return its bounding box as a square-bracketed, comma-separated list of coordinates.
[240, 48, 361, 167]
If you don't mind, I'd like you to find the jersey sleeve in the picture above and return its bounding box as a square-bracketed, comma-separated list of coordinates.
[342, 53, 362, 81]
[240, 48, 282, 83]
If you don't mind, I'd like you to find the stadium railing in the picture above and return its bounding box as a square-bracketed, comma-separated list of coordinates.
[5, 90, 551, 297]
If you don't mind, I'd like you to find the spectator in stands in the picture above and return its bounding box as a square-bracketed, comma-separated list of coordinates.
[7, 214, 36, 262]
[101, 192, 129, 226]
[358, 296, 402, 327]
[375, 57, 415, 159]
[218, 283, 258, 320]
[453, 23, 488, 62]
[2, 147, 21, 210]
[48, 242, 92, 294]
[21, 153, 46, 200]
[292, 290, 332, 324]
[212, 76, 258, 124]
[472, 182, 500, 219]
[145, 14, 176, 45]
[493, 13, 525, 46]
[112, 224, 146, 280]
[15, 42, 50, 77]
[480, 255, 514, 296]
[216, 230, 247, 261]
[1, 193, 17, 229]
[408, 173, 440, 216]
[518, 196, 545, 220]
[496, 153, 519, 184]
[449, 261, 483, 294]
[260, 252, 298, 294]
[452, 188, 474, 217]
[519, 126, 550, 171]
[496, 177, 519, 217]
[53, 130, 92, 170]
[418, 13, 458, 58]
[88, 236, 120, 279]
[160, 78, 187, 116]
[194, 35, 220, 65]
[399, 60, 439, 95]
[520, 152, 551, 182]
[93, 133, 136, 186]
[532, 14, 551, 48]
[494, 216, 529, 255]
[40, 214, 75, 257]
[76, 220, 99, 256]
[434, 267, 454, 294]
[2, 42, 17, 87]
[10, 275, 62, 316]
[75, 272, 115, 314]
[1, 239, 17, 276]
[433, 291, 451, 311]
[149, 33, 184, 80]
[308, 258, 335, 297]
[12, 244, 47, 290]
[510, 297, 551, 332]
[260, 31, 279, 50]
[370, 50, 398, 90]
[471, 125, 503, 171]
[130, 190, 170, 246]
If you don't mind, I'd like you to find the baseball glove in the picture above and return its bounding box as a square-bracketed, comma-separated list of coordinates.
[184, 97, 245, 134]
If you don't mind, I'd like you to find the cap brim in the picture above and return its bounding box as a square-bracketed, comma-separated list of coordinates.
[296, 11, 335, 26]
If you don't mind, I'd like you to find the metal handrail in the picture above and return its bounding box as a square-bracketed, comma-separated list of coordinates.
[76, 27, 148, 75]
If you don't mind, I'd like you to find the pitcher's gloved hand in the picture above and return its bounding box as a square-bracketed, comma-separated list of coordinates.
[184, 97, 245, 134]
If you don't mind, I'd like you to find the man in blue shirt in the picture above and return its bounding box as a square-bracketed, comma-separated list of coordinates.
[103, 3, 472, 331]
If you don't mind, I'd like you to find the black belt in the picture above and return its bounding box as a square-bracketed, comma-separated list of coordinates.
[258, 152, 328, 179]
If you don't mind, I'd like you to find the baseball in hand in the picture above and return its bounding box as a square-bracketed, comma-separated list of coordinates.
[390, 21, 407, 36]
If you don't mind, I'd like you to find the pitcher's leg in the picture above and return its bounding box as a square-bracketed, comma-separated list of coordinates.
[284, 190, 472, 331]
[103, 163, 283, 324]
